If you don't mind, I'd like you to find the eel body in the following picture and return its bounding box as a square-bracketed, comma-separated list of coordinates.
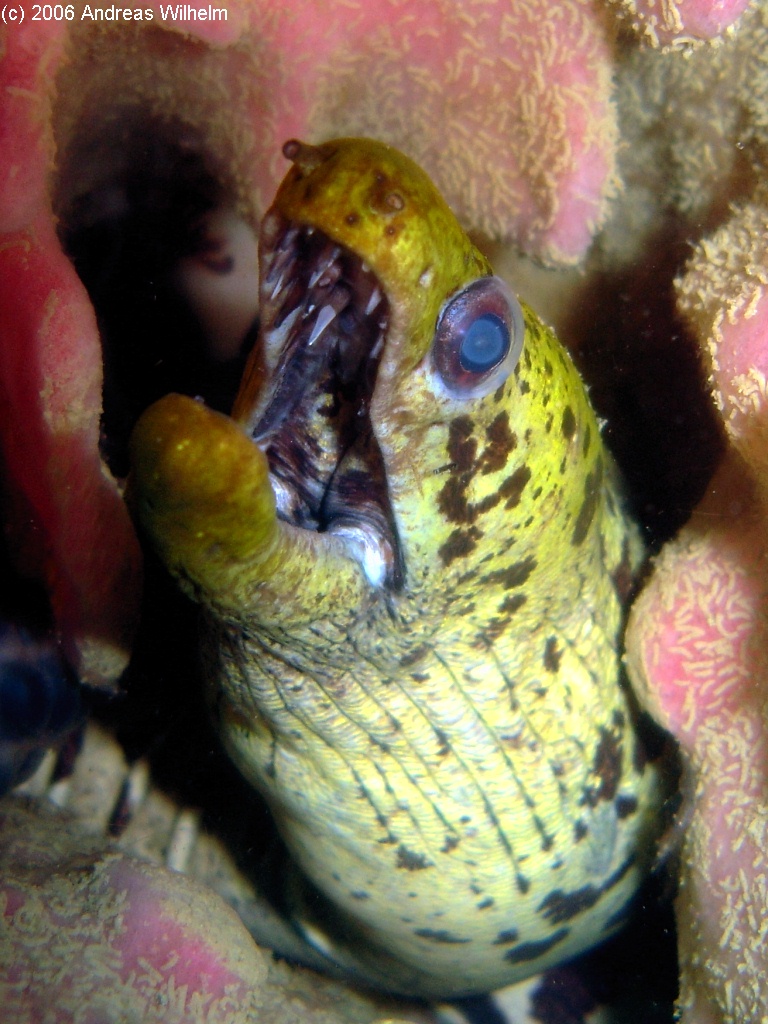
[130, 138, 667, 998]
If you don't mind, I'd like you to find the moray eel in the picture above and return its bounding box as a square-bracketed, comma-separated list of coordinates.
[129, 138, 667, 999]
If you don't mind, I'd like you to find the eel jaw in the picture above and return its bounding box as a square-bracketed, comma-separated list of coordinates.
[237, 211, 403, 590]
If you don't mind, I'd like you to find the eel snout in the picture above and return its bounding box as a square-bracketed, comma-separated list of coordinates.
[129, 393, 369, 623]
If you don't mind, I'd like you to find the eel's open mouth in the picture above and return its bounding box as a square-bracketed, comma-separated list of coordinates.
[248, 213, 403, 589]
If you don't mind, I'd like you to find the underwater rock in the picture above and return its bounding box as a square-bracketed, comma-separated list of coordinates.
[610, 1, 768, 265]
[606, 0, 751, 47]
[0, 799, 269, 1023]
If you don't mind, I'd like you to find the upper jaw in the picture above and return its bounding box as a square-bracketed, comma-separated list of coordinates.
[237, 210, 404, 590]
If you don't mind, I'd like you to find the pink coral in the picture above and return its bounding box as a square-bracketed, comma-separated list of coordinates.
[626, 186, 768, 1022]
[0, 800, 267, 1023]
[0, 23, 141, 688]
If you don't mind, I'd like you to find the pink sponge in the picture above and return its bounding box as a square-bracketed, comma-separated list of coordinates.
[0, 24, 142, 688]
[0, 800, 267, 1023]
[626, 188, 768, 1023]
[254, 0, 619, 264]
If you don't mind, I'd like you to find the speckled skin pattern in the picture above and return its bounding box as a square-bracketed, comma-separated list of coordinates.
[130, 139, 667, 999]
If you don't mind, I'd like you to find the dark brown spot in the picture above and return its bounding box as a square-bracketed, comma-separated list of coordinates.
[434, 728, 451, 757]
[385, 224, 397, 236]
[477, 897, 494, 910]
[583, 423, 592, 456]
[438, 477, 472, 524]
[396, 845, 433, 871]
[439, 526, 482, 565]
[543, 636, 562, 673]
[498, 593, 527, 615]
[583, 728, 622, 806]
[478, 412, 517, 474]
[350, 890, 371, 900]
[492, 928, 520, 946]
[574, 820, 588, 842]
[441, 835, 460, 853]
[448, 417, 476, 466]
[538, 885, 601, 924]
[414, 928, 470, 944]
[616, 794, 638, 818]
[499, 465, 531, 509]
[475, 492, 502, 517]
[345, 211, 359, 225]
[504, 928, 569, 963]
[483, 556, 537, 590]
[612, 537, 635, 604]
[561, 406, 576, 440]
[399, 645, 429, 667]
[571, 462, 603, 547]
[482, 616, 512, 642]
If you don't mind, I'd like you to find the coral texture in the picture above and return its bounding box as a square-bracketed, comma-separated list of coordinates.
[0, 800, 268, 1023]
[626, 169, 768, 1023]
[607, 0, 751, 46]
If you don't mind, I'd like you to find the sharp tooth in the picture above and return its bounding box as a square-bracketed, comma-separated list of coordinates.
[274, 277, 307, 327]
[307, 305, 336, 346]
[267, 306, 300, 349]
[265, 246, 293, 286]
[365, 286, 382, 316]
[269, 270, 286, 301]
[370, 334, 384, 360]
[309, 247, 342, 288]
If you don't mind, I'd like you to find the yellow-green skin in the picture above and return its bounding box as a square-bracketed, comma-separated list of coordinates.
[130, 139, 665, 998]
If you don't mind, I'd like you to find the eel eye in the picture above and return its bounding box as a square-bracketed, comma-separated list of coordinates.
[432, 276, 525, 398]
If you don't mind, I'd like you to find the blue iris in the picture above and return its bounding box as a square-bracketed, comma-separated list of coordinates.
[459, 313, 509, 373]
